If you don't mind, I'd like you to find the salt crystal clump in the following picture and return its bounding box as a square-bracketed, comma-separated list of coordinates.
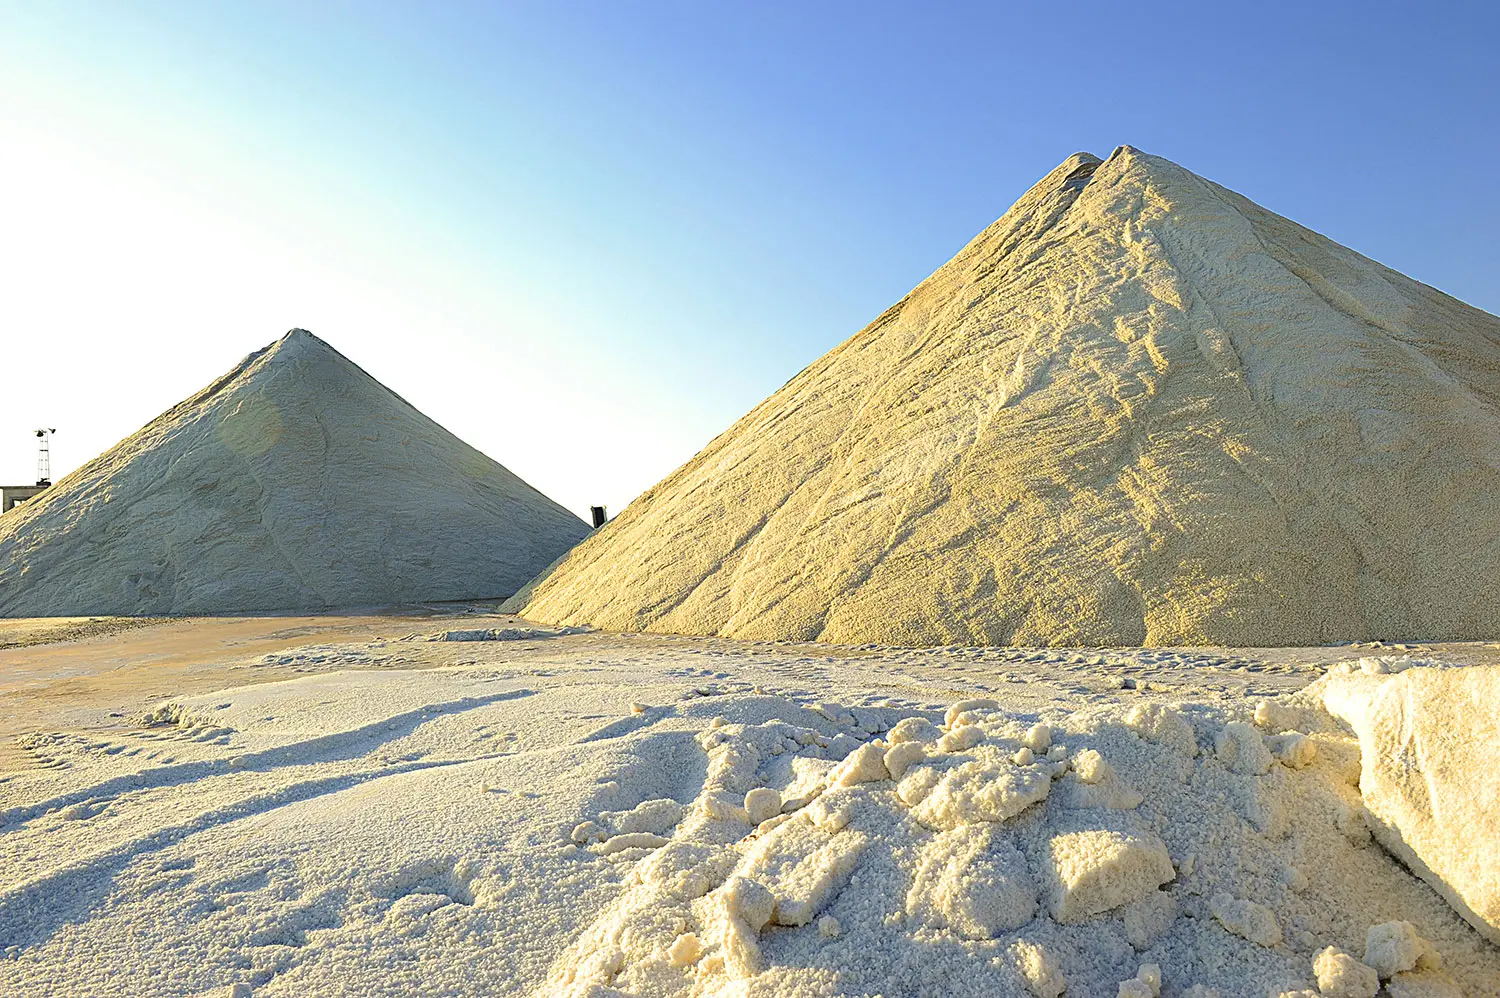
[1321, 665, 1500, 943]
[1023, 723, 1053, 752]
[1123, 703, 1197, 757]
[1209, 892, 1282, 946]
[1266, 731, 1317, 769]
[744, 788, 781, 824]
[1043, 829, 1175, 922]
[1009, 939, 1066, 998]
[945, 699, 999, 728]
[1117, 962, 1162, 997]
[906, 824, 1036, 938]
[596, 832, 669, 856]
[571, 820, 606, 844]
[937, 724, 985, 753]
[600, 798, 685, 835]
[1364, 920, 1439, 979]
[828, 742, 890, 787]
[888, 716, 941, 744]
[666, 932, 701, 968]
[1214, 721, 1274, 775]
[717, 875, 775, 979]
[1073, 748, 1112, 783]
[1066, 748, 1144, 810]
[1313, 946, 1380, 998]
[817, 915, 840, 938]
[908, 753, 1053, 829]
[883, 741, 927, 779]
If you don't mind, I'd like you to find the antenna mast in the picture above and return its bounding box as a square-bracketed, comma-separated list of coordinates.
[35, 428, 56, 486]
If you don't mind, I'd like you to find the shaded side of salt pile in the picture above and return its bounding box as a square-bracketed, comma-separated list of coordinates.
[0, 329, 588, 616]
[508, 146, 1500, 646]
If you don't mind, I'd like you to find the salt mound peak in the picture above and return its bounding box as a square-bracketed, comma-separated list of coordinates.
[0, 328, 589, 616]
[508, 145, 1500, 646]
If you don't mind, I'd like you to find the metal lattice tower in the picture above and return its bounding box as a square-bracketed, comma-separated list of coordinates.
[35, 428, 55, 486]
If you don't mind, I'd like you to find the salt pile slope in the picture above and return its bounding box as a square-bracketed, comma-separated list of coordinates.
[508, 146, 1500, 646]
[0, 329, 588, 616]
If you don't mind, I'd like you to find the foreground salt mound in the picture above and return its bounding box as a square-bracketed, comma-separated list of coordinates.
[508, 145, 1500, 646]
[1320, 662, 1500, 945]
[0, 329, 588, 616]
[541, 691, 1481, 997]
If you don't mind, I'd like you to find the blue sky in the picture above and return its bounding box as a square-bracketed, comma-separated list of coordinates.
[1, 1, 1496, 516]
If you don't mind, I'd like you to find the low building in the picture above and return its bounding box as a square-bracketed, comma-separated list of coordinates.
[1, 484, 47, 514]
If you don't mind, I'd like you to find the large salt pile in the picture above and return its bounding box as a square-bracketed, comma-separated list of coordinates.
[0, 329, 588, 616]
[507, 145, 1500, 646]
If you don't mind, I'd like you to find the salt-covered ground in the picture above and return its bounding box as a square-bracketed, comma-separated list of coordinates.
[1, 612, 1496, 996]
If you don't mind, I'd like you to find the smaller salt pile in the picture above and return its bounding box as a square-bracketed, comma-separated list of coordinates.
[541, 675, 1491, 997]
[0, 329, 589, 616]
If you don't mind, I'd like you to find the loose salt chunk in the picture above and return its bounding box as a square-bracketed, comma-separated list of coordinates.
[630, 702, 648, 714]
[1214, 721, 1274, 775]
[883, 741, 927, 779]
[1009, 939, 1066, 998]
[1209, 892, 1282, 946]
[896, 765, 942, 807]
[806, 794, 854, 833]
[829, 742, 889, 787]
[1267, 731, 1317, 769]
[1012, 746, 1035, 766]
[1073, 749, 1113, 784]
[945, 698, 999, 728]
[910, 758, 1052, 829]
[817, 914, 840, 938]
[1337, 803, 1372, 845]
[571, 821, 606, 844]
[744, 788, 781, 824]
[1314, 945, 1379, 997]
[1046, 744, 1067, 761]
[1364, 921, 1437, 979]
[603, 798, 685, 835]
[667, 932, 702, 967]
[1123, 703, 1197, 756]
[1283, 866, 1309, 892]
[1023, 723, 1052, 752]
[937, 725, 985, 753]
[1254, 699, 1296, 731]
[1136, 962, 1161, 995]
[1118, 979, 1153, 998]
[888, 716, 941, 744]
[596, 832, 669, 855]
[718, 876, 775, 979]
[1043, 830, 1175, 923]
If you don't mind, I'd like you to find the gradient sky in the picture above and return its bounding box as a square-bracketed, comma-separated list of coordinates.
[1, 1, 1496, 517]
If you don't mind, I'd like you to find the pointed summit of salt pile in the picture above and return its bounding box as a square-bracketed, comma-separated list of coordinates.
[0, 329, 589, 616]
[507, 146, 1500, 646]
